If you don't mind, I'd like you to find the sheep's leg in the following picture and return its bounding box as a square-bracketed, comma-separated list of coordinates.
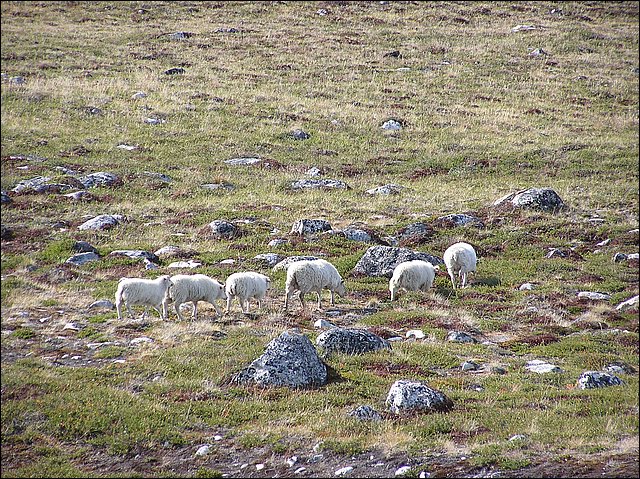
[212, 301, 222, 318]
[390, 287, 396, 301]
[299, 292, 306, 311]
[174, 303, 185, 322]
[126, 303, 135, 318]
[192, 301, 198, 321]
[329, 290, 335, 306]
[116, 300, 123, 320]
[461, 272, 467, 288]
[225, 295, 233, 314]
[448, 270, 457, 289]
[316, 291, 322, 310]
[242, 299, 250, 313]
[152, 306, 164, 320]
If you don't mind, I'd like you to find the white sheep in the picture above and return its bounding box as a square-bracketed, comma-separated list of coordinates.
[167, 274, 226, 321]
[443, 242, 477, 289]
[224, 272, 271, 313]
[115, 275, 173, 320]
[284, 259, 347, 311]
[389, 260, 438, 301]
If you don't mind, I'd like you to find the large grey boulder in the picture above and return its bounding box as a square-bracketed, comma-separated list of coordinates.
[316, 328, 391, 357]
[232, 330, 327, 389]
[65, 252, 101, 266]
[576, 371, 624, 389]
[352, 245, 443, 278]
[386, 379, 454, 414]
[493, 187, 565, 212]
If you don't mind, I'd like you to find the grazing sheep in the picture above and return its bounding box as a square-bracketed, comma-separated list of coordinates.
[224, 272, 271, 313]
[115, 275, 173, 320]
[443, 242, 477, 289]
[389, 260, 438, 301]
[167, 274, 226, 321]
[284, 259, 347, 311]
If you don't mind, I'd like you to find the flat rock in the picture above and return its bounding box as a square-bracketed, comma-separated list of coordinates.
[315, 328, 391, 357]
[525, 359, 562, 374]
[108, 250, 159, 263]
[366, 184, 403, 195]
[77, 172, 120, 188]
[436, 213, 484, 228]
[348, 405, 382, 422]
[272, 256, 320, 272]
[616, 295, 639, 311]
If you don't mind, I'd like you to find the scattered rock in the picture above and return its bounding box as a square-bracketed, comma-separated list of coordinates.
[511, 24, 537, 32]
[348, 405, 383, 422]
[63, 190, 93, 201]
[405, 330, 425, 339]
[519, 283, 536, 291]
[253, 253, 285, 268]
[65, 252, 101, 266]
[461, 361, 480, 371]
[494, 187, 565, 212]
[164, 67, 185, 75]
[316, 328, 391, 357]
[397, 222, 434, 246]
[577, 291, 611, 301]
[525, 359, 562, 374]
[72, 241, 98, 254]
[366, 184, 404, 195]
[168, 31, 194, 40]
[335, 466, 354, 476]
[435, 213, 484, 228]
[232, 330, 328, 389]
[314, 318, 337, 329]
[224, 157, 262, 166]
[77, 172, 120, 188]
[167, 260, 202, 269]
[603, 361, 636, 375]
[290, 129, 310, 140]
[576, 371, 624, 389]
[131, 91, 147, 100]
[291, 219, 332, 235]
[1, 191, 11, 203]
[615, 295, 638, 311]
[154, 245, 194, 259]
[290, 179, 349, 190]
[381, 119, 402, 130]
[352, 245, 443, 278]
[386, 379, 454, 414]
[78, 214, 123, 231]
[529, 48, 548, 56]
[108, 250, 159, 263]
[447, 331, 477, 343]
[195, 445, 211, 456]
[202, 182, 235, 191]
[204, 220, 240, 239]
[1, 225, 14, 241]
[88, 300, 115, 310]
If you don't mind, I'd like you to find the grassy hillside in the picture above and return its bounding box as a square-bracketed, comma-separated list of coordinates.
[1, 1, 638, 477]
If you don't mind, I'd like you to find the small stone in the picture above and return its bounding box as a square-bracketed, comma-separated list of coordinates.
[164, 67, 185, 75]
[461, 361, 479, 371]
[335, 466, 354, 476]
[395, 466, 412, 476]
[577, 291, 611, 301]
[405, 329, 425, 339]
[381, 119, 402, 130]
[195, 445, 211, 456]
[525, 360, 562, 374]
[519, 283, 535, 291]
[131, 91, 147, 100]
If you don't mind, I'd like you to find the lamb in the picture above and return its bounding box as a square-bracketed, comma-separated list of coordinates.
[167, 274, 226, 321]
[115, 275, 173, 320]
[284, 259, 347, 311]
[224, 272, 271, 313]
[443, 242, 477, 289]
[389, 260, 438, 301]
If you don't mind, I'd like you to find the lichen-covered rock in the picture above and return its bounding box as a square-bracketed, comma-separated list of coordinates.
[494, 187, 565, 212]
[576, 371, 624, 389]
[447, 331, 477, 343]
[386, 379, 453, 414]
[366, 184, 403, 195]
[290, 219, 332, 235]
[348, 405, 383, 421]
[253, 253, 285, 268]
[316, 328, 391, 357]
[353, 245, 443, 278]
[232, 330, 327, 389]
[73, 241, 98, 254]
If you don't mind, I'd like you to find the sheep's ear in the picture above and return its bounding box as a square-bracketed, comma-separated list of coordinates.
[434, 265, 440, 271]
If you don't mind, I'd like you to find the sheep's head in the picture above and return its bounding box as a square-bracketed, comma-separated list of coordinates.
[335, 280, 347, 297]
